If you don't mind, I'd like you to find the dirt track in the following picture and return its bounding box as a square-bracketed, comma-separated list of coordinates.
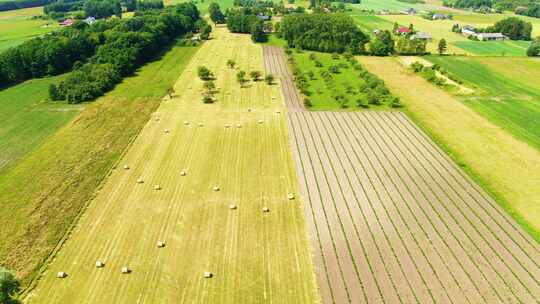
[262, 47, 540, 303]
[263, 46, 304, 112]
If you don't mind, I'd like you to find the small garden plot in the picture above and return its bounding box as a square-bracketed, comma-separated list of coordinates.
[287, 49, 401, 110]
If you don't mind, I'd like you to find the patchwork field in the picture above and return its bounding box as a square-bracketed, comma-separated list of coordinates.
[0, 7, 56, 52]
[359, 56, 540, 242]
[287, 110, 540, 304]
[26, 28, 318, 303]
[426, 56, 540, 150]
[0, 43, 199, 286]
[263, 43, 540, 303]
[348, 0, 449, 12]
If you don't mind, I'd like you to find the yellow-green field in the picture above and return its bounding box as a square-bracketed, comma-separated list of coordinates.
[358, 56, 540, 242]
[0, 7, 56, 52]
[0, 42, 199, 286]
[26, 28, 319, 303]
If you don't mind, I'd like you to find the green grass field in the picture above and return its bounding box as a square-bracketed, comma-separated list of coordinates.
[0, 7, 57, 52]
[349, 0, 428, 11]
[0, 42, 199, 286]
[292, 50, 394, 110]
[350, 14, 394, 32]
[0, 74, 81, 175]
[452, 40, 531, 56]
[427, 56, 540, 150]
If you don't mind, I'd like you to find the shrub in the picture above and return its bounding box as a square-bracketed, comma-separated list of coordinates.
[265, 74, 274, 84]
[0, 267, 20, 304]
[250, 70, 262, 81]
[304, 97, 312, 107]
[227, 59, 236, 68]
[391, 96, 403, 108]
[314, 60, 323, 67]
[328, 65, 340, 74]
[202, 94, 214, 103]
[198, 66, 214, 81]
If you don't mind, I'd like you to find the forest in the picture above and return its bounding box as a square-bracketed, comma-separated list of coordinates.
[280, 14, 369, 54]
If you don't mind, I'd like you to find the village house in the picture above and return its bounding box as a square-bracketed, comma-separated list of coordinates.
[84, 17, 96, 25]
[60, 18, 74, 26]
[395, 27, 412, 35]
[432, 13, 450, 20]
[412, 32, 432, 41]
[402, 8, 416, 15]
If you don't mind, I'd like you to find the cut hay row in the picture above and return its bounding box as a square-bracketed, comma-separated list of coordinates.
[262, 46, 304, 112]
[285, 110, 540, 304]
[27, 28, 318, 303]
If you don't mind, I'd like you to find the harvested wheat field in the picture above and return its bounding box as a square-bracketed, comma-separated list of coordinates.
[286, 111, 540, 304]
[25, 28, 318, 303]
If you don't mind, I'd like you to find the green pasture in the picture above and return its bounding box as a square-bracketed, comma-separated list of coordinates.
[452, 40, 530, 56]
[0, 75, 79, 175]
[0, 7, 57, 52]
[427, 56, 540, 150]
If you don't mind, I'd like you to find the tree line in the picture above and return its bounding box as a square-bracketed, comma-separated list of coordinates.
[49, 3, 202, 102]
[0, 0, 52, 12]
[279, 14, 369, 54]
[0, 3, 204, 102]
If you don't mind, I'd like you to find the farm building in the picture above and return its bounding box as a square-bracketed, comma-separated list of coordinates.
[402, 8, 416, 15]
[395, 27, 412, 35]
[257, 13, 270, 21]
[432, 13, 450, 20]
[412, 32, 432, 41]
[462, 29, 476, 37]
[84, 17, 96, 25]
[476, 33, 507, 41]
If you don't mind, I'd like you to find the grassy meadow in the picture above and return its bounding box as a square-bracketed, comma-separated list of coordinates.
[359, 56, 540, 242]
[0, 42, 199, 287]
[426, 56, 540, 150]
[27, 28, 318, 303]
[0, 74, 81, 175]
[0, 7, 57, 52]
[452, 40, 531, 56]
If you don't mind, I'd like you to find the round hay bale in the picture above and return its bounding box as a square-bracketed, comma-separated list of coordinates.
[180, 170, 187, 176]
[121, 267, 130, 274]
[271, 96, 276, 100]
[95, 261, 104, 268]
[164, 129, 170, 134]
[276, 110, 281, 114]
[258, 120, 264, 124]
[157, 241, 165, 248]
[247, 108, 252, 112]
[155, 117, 160, 121]
[123, 165, 130, 170]
[184, 121, 190, 125]
[57, 271, 67, 278]
[236, 124, 242, 128]
[288, 193, 295, 200]
[262, 207, 270, 213]
[225, 124, 230, 128]
[229, 204, 237, 210]
[213, 186, 220, 192]
[198, 122, 204, 127]
[137, 178, 144, 184]
[154, 185, 161, 191]
[204, 271, 213, 278]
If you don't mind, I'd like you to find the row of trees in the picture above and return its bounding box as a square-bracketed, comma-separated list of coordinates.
[0, 0, 52, 12]
[279, 14, 369, 54]
[225, 8, 269, 42]
[48, 3, 202, 102]
[83, 0, 122, 19]
[516, 4, 540, 18]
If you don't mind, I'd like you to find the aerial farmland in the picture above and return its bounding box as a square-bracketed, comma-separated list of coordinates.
[0, 0, 539, 303]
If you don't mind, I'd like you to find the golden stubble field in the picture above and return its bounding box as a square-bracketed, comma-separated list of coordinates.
[26, 27, 319, 304]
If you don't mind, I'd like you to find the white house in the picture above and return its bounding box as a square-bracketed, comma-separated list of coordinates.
[476, 33, 507, 41]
